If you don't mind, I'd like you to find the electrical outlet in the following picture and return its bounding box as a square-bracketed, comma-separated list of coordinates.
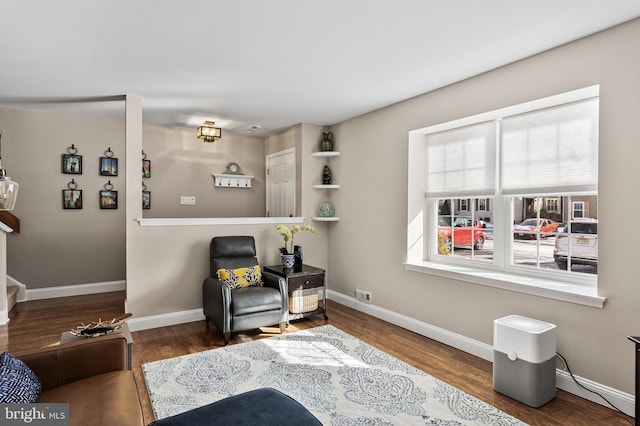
[180, 196, 196, 205]
[355, 289, 372, 304]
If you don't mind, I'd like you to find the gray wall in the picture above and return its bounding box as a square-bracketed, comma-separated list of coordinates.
[0, 107, 126, 288]
[0, 107, 267, 288]
[328, 19, 640, 394]
[141, 125, 266, 219]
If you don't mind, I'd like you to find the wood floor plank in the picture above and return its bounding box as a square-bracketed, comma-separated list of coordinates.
[0, 292, 632, 425]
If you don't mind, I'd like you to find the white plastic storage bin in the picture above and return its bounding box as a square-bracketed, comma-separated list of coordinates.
[493, 315, 557, 407]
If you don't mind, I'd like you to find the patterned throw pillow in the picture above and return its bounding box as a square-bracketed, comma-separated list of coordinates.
[0, 351, 42, 403]
[217, 265, 263, 289]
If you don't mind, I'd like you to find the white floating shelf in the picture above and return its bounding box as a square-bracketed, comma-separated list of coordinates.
[311, 151, 340, 157]
[312, 217, 340, 222]
[212, 173, 255, 188]
[312, 184, 340, 189]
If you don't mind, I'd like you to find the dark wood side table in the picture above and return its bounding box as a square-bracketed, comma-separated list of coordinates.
[264, 264, 328, 321]
[61, 323, 133, 370]
[629, 336, 640, 424]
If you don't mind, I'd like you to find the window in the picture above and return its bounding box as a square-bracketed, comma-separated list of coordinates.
[511, 195, 596, 274]
[437, 198, 493, 261]
[546, 198, 558, 213]
[407, 86, 599, 300]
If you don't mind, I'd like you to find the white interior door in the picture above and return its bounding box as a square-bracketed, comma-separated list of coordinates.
[266, 148, 296, 217]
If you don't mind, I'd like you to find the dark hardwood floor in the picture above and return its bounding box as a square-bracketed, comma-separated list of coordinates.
[0, 291, 632, 425]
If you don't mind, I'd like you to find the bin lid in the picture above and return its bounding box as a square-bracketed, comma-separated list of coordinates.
[494, 315, 555, 333]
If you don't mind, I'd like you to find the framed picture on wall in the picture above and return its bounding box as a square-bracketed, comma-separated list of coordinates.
[99, 157, 118, 176]
[62, 189, 82, 209]
[142, 191, 151, 209]
[142, 159, 151, 178]
[62, 154, 82, 174]
[100, 190, 118, 209]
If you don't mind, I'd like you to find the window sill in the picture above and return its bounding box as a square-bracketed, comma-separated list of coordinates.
[404, 260, 605, 308]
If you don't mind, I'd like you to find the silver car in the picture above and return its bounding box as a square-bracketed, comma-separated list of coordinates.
[553, 219, 597, 270]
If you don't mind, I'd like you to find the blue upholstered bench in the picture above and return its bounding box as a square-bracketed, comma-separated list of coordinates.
[148, 388, 322, 426]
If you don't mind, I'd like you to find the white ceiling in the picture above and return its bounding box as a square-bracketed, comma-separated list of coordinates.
[2, 1, 640, 136]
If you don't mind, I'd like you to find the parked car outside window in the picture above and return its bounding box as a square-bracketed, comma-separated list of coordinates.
[513, 218, 559, 239]
[439, 216, 485, 251]
[553, 218, 597, 270]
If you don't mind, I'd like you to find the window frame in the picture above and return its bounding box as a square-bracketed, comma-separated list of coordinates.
[406, 85, 604, 308]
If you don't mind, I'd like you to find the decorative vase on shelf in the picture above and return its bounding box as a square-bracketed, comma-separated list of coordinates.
[320, 132, 334, 151]
[322, 165, 332, 184]
[318, 201, 335, 217]
[281, 254, 295, 268]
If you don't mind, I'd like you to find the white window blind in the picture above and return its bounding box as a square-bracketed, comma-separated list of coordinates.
[500, 98, 599, 195]
[425, 121, 496, 198]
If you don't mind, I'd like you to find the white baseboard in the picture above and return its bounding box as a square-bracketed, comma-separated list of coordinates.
[7, 279, 631, 417]
[327, 289, 634, 417]
[555, 370, 633, 417]
[127, 309, 205, 332]
[5, 277, 202, 331]
[6, 275, 26, 302]
[19, 279, 125, 301]
[327, 289, 494, 361]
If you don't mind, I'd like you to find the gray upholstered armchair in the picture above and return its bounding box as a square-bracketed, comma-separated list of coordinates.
[203, 236, 288, 345]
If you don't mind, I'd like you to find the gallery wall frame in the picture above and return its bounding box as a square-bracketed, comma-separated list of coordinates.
[143, 159, 151, 178]
[143, 190, 151, 209]
[62, 179, 82, 209]
[62, 189, 82, 209]
[62, 154, 82, 174]
[61, 144, 82, 174]
[100, 180, 117, 209]
[99, 147, 118, 176]
[100, 157, 118, 176]
[100, 190, 118, 209]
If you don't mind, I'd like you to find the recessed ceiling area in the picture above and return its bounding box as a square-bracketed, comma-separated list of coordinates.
[1, 1, 639, 136]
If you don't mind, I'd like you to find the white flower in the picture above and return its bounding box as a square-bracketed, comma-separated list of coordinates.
[275, 224, 316, 254]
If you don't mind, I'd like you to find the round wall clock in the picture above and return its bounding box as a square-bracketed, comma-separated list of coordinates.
[225, 162, 241, 174]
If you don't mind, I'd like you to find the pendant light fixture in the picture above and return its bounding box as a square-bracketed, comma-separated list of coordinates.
[0, 133, 19, 211]
[197, 121, 222, 143]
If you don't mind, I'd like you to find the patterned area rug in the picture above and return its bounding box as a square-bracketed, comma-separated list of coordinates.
[142, 325, 527, 425]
